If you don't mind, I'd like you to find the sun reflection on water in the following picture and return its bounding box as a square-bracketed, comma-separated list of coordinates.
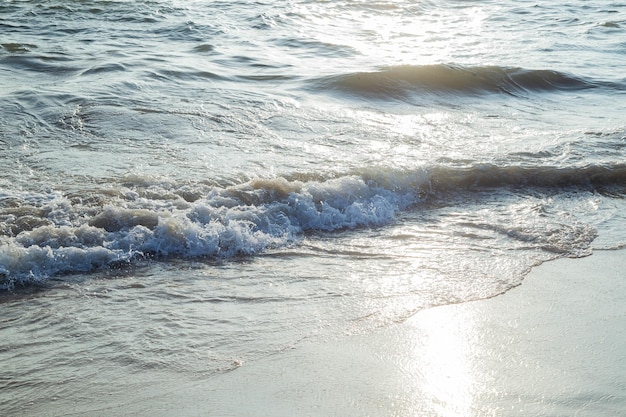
[293, 1, 492, 71]
[403, 304, 485, 417]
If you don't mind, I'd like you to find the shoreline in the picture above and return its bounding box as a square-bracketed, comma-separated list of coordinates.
[21, 250, 626, 416]
[172, 249, 625, 417]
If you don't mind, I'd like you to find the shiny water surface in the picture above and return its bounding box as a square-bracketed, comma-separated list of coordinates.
[1, 0, 625, 415]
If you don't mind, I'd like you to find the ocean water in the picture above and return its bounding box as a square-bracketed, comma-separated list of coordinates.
[1, 0, 625, 414]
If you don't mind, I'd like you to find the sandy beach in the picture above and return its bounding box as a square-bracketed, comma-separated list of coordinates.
[31, 249, 624, 417]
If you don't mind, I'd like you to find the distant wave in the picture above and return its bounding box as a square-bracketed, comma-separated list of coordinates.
[312, 64, 620, 99]
[1, 162, 623, 288]
[426, 162, 626, 191]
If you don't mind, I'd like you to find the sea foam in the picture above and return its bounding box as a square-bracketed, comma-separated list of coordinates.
[0, 173, 418, 288]
[2, 162, 621, 288]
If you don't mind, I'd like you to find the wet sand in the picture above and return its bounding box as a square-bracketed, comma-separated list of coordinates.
[174, 250, 626, 417]
[26, 250, 626, 417]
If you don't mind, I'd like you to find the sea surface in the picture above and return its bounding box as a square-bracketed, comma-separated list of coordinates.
[1, 0, 625, 414]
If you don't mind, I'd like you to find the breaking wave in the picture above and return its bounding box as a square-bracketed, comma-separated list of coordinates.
[2, 162, 623, 288]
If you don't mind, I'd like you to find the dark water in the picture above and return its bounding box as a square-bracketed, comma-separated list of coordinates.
[1, 1, 625, 414]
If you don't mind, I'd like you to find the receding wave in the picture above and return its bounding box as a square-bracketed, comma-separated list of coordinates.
[2, 162, 623, 288]
[313, 64, 617, 99]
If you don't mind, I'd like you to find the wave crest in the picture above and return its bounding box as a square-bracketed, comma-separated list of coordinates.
[2, 162, 623, 288]
[0, 175, 414, 287]
[313, 64, 610, 99]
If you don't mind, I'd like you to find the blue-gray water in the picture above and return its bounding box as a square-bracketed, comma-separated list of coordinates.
[1, 1, 625, 414]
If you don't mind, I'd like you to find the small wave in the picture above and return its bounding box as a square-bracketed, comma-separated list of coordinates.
[2, 163, 622, 288]
[312, 64, 614, 99]
[1, 43, 37, 53]
[147, 69, 226, 82]
[599, 21, 621, 28]
[0, 55, 79, 76]
[277, 38, 359, 58]
[428, 163, 626, 190]
[192, 43, 216, 53]
[81, 62, 127, 76]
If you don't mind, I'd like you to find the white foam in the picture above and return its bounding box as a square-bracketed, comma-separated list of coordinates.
[0, 174, 416, 287]
[1, 166, 610, 288]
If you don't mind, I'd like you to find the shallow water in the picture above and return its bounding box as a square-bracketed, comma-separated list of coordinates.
[1, 0, 626, 413]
